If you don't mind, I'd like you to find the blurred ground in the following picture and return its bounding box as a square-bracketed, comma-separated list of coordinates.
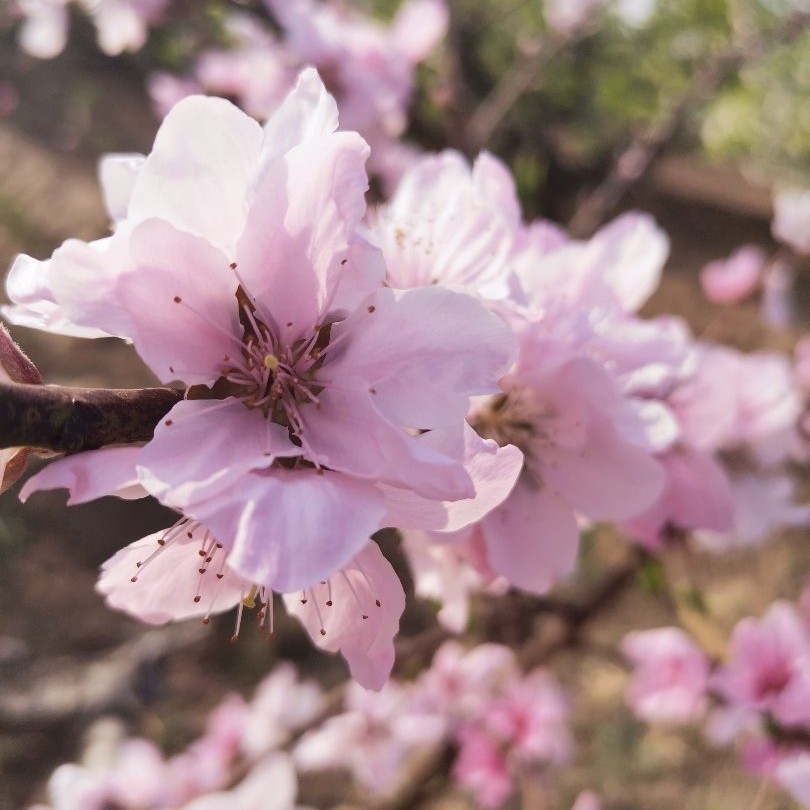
[0, 23, 809, 810]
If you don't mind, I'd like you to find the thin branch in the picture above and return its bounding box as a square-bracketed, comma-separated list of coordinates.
[0, 381, 183, 453]
[568, 9, 810, 238]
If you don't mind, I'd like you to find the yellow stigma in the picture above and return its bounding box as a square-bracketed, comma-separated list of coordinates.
[263, 354, 280, 371]
[242, 584, 259, 609]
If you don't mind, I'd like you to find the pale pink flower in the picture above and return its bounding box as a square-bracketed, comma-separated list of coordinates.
[14, 0, 167, 58]
[371, 150, 519, 299]
[181, 753, 299, 810]
[453, 725, 513, 809]
[483, 669, 572, 765]
[621, 446, 734, 551]
[712, 602, 810, 728]
[694, 471, 810, 552]
[37, 71, 514, 603]
[413, 641, 518, 718]
[15, 0, 69, 59]
[621, 627, 709, 725]
[773, 189, 810, 255]
[699, 245, 767, 305]
[240, 662, 324, 757]
[95, 519, 406, 689]
[775, 752, 810, 807]
[671, 344, 802, 465]
[469, 349, 665, 593]
[294, 680, 445, 797]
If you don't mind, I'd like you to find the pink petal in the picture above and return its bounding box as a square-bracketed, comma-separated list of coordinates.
[284, 542, 405, 690]
[699, 245, 766, 305]
[97, 527, 246, 624]
[235, 131, 371, 342]
[4, 252, 109, 339]
[259, 67, 339, 169]
[114, 219, 240, 385]
[20, 446, 147, 505]
[203, 469, 385, 593]
[481, 476, 580, 594]
[381, 425, 523, 531]
[588, 212, 669, 313]
[324, 286, 516, 429]
[391, 0, 448, 63]
[137, 399, 300, 508]
[127, 95, 262, 253]
[299, 379, 474, 500]
[98, 153, 145, 224]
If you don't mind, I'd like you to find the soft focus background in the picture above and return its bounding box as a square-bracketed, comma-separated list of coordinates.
[0, 1, 808, 808]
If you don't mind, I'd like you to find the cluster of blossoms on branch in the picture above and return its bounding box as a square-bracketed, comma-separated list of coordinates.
[3, 2, 810, 806]
[31, 644, 599, 810]
[4, 64, 810, 695]
[622, 580, 810, 807]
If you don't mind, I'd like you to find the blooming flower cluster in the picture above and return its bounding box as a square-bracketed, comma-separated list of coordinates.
[5, 62, 809, 693]
[149, 0, 448, 190]
[621, 582, 810, 807]
[31, 643, 586, 810]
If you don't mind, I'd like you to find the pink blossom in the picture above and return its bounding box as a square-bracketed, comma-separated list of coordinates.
[38, 71, 514, 603]
[372, 150, 519, 298]
[453, 725, 513, 809]
[712, 602, 810, 728]
[775, 752, 810, 807]
[483, 669, 572, 764]
[571, 791, 602, 810]
[413, 641, 518, 718]
[773, 189, 810, 255]
[694, 471, 810, 552]
[469, 349, 664, 593]
[239, 662, 324, 757]
[621, 627, 709, 725]
[699, 245, 767, 304]
[181, 753, 299, 810]
[621, 446, 734, 551]
[294, 680, 445, 797]
[14, 0, 167, 59]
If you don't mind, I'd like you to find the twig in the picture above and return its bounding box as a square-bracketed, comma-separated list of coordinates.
[568, 10, 810, 238]
[465, 27, 587, 151]
[0, 381, 183, 452]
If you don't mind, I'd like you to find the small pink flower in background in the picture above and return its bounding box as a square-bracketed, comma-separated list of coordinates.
[694, 471, 810, 552]
[621, 627, 709, 725]
[14, 0, 168, 59]
[181, 753, 300, 810]
[775, 752, 810, 807]
[712, 602, 810, 728]
[453, 725, 513, 809]
[699, 245, 767, 305]
[773, 189, 810, 255]
[294, 680, 445, 798]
